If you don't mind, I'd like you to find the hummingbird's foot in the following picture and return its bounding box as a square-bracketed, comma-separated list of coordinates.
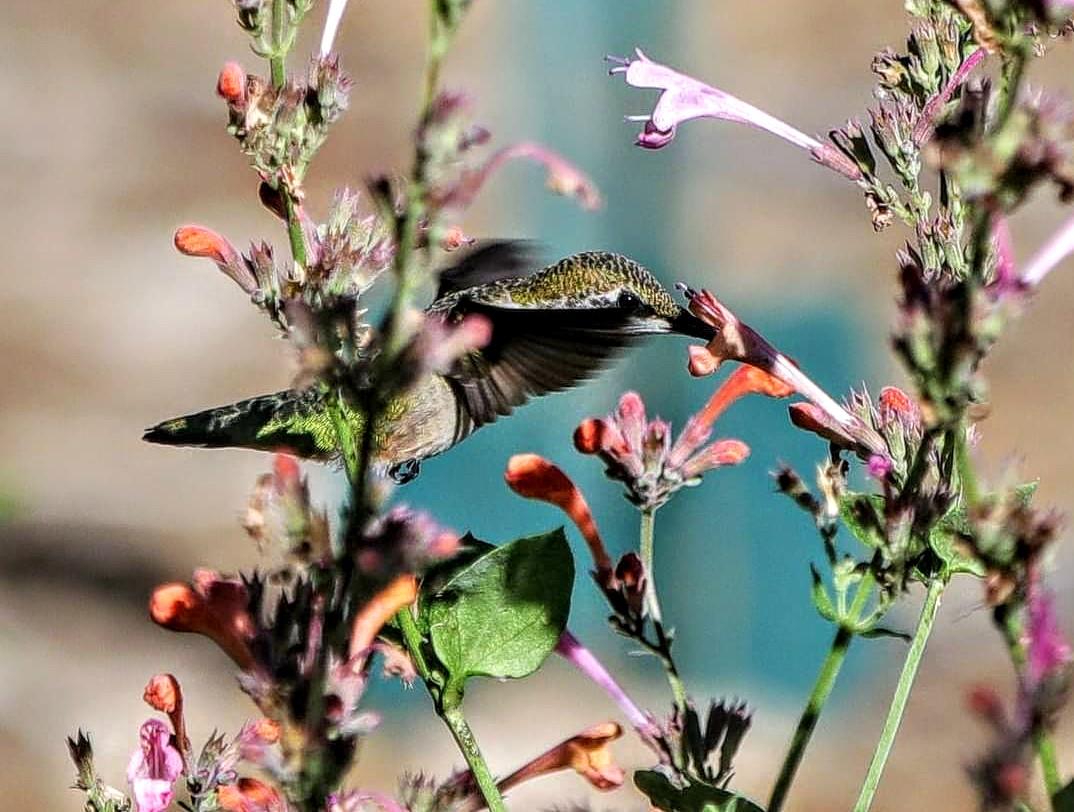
[388, 459, 421, 484]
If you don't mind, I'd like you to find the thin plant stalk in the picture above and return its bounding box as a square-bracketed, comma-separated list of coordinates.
[768, 572, 876, 812]
[853, 577, 945, 812]
[639, 507, 689, 713]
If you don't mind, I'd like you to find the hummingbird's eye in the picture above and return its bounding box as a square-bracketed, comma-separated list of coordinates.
[617, 289, 644, 311]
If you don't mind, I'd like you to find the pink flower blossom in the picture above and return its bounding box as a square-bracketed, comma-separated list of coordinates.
[1026, 582, 1072, 689]
[609, 49, 861, 180]
[127, 719, 183, 812]
[555, 631, 655, 737]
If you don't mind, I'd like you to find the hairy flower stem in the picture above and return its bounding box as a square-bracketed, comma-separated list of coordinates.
[639, 508, 689, 713]
[999, 606, 1063, 801]
[270, 0, 287, 89]
[639, 508, 662, 625]
[440, 707, 508, 812]
[853, 577, 945, 812]
[768, 573, 876, 812]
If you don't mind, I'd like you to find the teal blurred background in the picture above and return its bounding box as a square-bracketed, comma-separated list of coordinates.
[3, 2, 1074, 810]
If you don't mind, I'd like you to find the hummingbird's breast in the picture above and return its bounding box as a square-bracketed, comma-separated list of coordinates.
[373, 375, 466, 467]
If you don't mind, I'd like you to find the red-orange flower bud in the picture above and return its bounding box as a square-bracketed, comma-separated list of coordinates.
[173, 225, 257, 294]
[217, 62, 246, 105]
[143, 673, 181, 714]
[505, 454, 612, 575]
[217, 778, 282, 812]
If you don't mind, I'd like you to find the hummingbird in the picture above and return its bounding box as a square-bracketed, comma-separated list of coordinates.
[144, 242, 715, 481]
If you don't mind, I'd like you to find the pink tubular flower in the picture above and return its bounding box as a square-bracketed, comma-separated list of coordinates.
[1020, 211, 1074, 287]
[555, 631, 655, 738]
[609, 49, 861, 181]
[575, 389, 752, 510]
[127, 719, 184, 812]
[443, 141, 602, 211]
[912, 48, 986, 145]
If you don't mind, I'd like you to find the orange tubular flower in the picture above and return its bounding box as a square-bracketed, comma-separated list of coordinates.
[696, 364, 795, 429]
[217, 778, 283, 812]
[149, 572, 257, 671]
[173, 225, 258, 294]
[143, 673, 189, 759]
[348, 573, 419, 658]
[504, 454, 613, 579]
[458, 722, 624, 812]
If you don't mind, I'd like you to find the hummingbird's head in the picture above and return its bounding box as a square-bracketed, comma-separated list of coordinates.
[511, 251, 716, 339]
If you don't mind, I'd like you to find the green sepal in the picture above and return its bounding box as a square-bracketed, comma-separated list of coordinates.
[421, 528, 574, 695]
[634, 770, 766, 812]
[809, 565, 839, 623]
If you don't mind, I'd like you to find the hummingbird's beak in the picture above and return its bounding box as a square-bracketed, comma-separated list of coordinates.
[669, 307, 717, 340]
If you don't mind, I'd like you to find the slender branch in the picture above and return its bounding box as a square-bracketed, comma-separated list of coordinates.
[853, 578, 945, 812]
[768, 571, 876, 812]
[440, 707, 508, 812]
[639, 508, 662, 625]
[270, 0, 287, 89]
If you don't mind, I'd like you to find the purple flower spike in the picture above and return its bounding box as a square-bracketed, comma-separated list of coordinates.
[609, 49, 862, 181]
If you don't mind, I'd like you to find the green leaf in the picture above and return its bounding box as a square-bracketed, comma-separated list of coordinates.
[839, 493, 885, 549]
[1052, 778, 1074, 812]
[860, 626, 911, 642]
[425, 528, 573, 687]
[635, 770, 766, 812]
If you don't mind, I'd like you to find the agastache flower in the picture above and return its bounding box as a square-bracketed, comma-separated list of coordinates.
[127, 719, 184, 812]
[608, 49, 862, 181]
[143, 674, 189, 764]
[356, 507, 460, 579]
[174, 225, 259, 295]
[456, 723, 625, 812]
[1025, 581, 1072, 691]
[554, 631, 656, 738]
[441, 141, 602, 211]
[149, 570, 257, 671]
[217, 777, 284, 812]
[504, 454, 614, 580]
[1020, 210, 1074, 287]
[348, 574, 419, 658]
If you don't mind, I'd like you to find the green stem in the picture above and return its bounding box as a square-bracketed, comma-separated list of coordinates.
[639, 508, 661, 625]
[769, 572, 876, 812]
[394, 606, 505, 811]
[853, 578, 945, 812]
[441, 706, 507, 812]
[269, 0, 287, 89]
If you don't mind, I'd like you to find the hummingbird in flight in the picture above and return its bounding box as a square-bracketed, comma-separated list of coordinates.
[144, 242, 716, 481]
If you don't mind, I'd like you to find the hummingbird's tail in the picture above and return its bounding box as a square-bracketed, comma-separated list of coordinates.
[143, 389, 342, 459]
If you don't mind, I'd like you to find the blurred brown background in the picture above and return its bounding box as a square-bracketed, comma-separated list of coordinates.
[3, 2, 1074, 810]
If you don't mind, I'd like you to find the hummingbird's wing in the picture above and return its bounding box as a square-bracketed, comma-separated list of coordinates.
[435, 240, 542, 299]
[444, 304, 639, 428]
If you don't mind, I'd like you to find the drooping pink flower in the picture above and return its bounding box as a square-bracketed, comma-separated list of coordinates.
[173, 225, 258, 294]
[608, 49, 861, 180]
[127, 719, 183, 812]
[555, 631, 655, 738]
